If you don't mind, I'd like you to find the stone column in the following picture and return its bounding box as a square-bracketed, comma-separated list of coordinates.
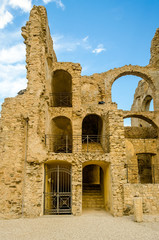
[108, 110, 127, 216]
[134, 197, 143, 222]
[71, 161, 82, 215]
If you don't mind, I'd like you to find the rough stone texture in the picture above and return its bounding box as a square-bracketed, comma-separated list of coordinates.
[124, 184, 159, 215]
[133, 197, 143, 222]
[150, 28, 159, 67]
[124, 126, 157, 139]
[131, 79, 154, 127]
[0, 5, 159, 219]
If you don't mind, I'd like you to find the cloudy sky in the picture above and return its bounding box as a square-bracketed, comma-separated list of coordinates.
[0, 0, 159, 115]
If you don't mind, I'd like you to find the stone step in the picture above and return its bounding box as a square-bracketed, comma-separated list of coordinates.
[82, 198, 104, 202]
[82, 204, 105, 208]
[82, 184, 104, 209]
[83, 195, 102, 198]
[82, 200, 103, 203]
[82, 203, 104, 207]
[83, 191, 102, 195]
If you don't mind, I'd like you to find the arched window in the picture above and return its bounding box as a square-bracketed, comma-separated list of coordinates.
[49, 116, 72, 153]
[82, 114, 102, 140]
[142, 95, 154, 111]
[51, 70, 72, 107]
[82, 114, 105, 152]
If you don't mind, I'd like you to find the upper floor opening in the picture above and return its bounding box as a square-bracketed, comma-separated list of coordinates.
[50, 70, 72, 107]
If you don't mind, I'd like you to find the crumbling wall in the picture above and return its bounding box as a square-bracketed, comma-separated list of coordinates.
[150, 28, 159, 68]
[0, 97, 25, 218]
[0, 5, 57, 218]
[123, 184, 159, 215]
[131, 80, 154, 127]
[1, 5, 159, 219]
[124, 126, 157, 139]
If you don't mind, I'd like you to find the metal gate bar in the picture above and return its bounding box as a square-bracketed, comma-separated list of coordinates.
[44, 165, 72, 215]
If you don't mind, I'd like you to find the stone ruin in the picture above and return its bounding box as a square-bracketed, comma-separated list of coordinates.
[0, 5, 159, 218]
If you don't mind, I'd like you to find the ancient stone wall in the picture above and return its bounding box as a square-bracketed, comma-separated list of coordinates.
[150, 28, 159, 68]
[1, 5, 159, 218]
[0, 6, 57, 218]
[124, 126, 157, 139]
[123, 184, 159, 215]
[131, 80, 154, 127]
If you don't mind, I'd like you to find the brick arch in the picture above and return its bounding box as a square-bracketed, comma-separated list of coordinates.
[82, 160, 108, 172]
[110, 65, 155, 92]
[51, 68, 73, 79]
[105, 65, 156, 104]
[123, 113, 158, 129]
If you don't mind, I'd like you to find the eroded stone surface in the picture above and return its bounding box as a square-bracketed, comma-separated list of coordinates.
[0, 5, 159, 219]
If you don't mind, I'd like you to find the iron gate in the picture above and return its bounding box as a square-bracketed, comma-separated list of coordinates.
[44, 165, 72, 214]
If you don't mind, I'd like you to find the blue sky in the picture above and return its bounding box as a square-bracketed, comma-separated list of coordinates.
[0, 0, 159, 116]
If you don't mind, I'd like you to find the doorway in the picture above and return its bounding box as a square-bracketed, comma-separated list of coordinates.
[82, 164, 105, 209]
[44, 163, 72, 214]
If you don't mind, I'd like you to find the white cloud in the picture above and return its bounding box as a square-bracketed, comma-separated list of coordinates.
[0, 1, 13, 29]
[8, 0, 32, 12]
[0, 63, 27, 98]
[0, 0, 32, 30]
[0, 30, 22, 46]
[83, 36, 89, 42]
[53, 34, 92, 53]
[0, 10, 13, 29]
[0, 41, 26, 101]
[92, 44, 106, 54]
[43, 0, 65, 10]
[0, 44, 25, 64]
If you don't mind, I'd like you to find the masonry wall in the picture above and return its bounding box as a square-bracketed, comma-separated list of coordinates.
[123, 184, 159, 215]
[1, 5, 159, 219]
[124, 126, 157, 139]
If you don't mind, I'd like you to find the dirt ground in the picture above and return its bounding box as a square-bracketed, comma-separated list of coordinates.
[0, 210, 159, 240]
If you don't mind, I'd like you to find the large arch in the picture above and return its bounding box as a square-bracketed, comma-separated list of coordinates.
[123, 112, 158, 129]
[105, 65, 156, 106]
[110, 66, 155, 92]
[51, 69, 72, 107]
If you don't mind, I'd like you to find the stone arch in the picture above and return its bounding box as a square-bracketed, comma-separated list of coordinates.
[106, 65, 156, 105]
[123, 113, 158, 129]
[83, 160, 108, 171]
[51, 116, 72, 153]
[51, 69, 72, 107]
[111, 66, 155, 91]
